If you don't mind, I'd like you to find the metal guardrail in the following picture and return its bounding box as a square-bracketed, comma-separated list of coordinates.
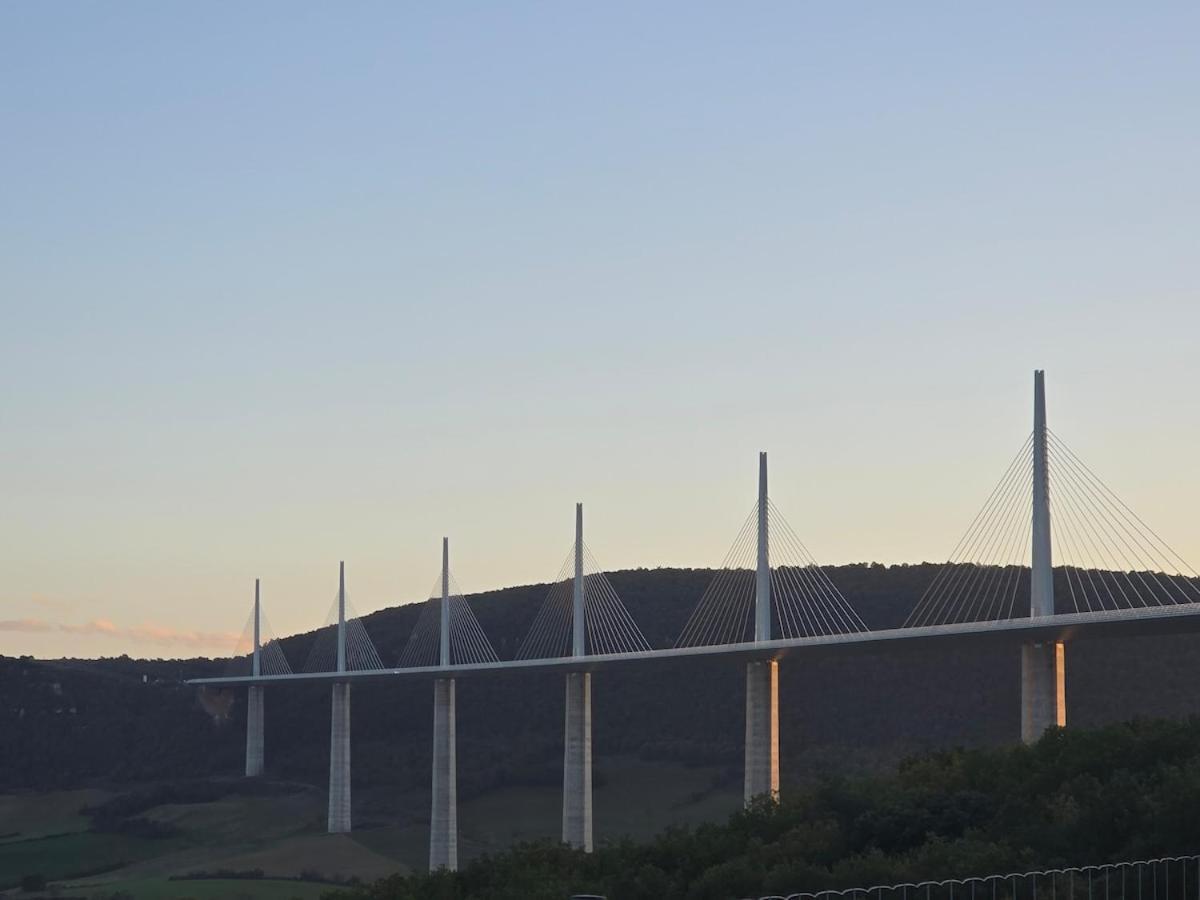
[745, 855, 1200, 900]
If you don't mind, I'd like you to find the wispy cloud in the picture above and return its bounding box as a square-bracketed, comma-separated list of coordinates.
[0, 618, 55, 634]
[0, 617, 240, 651]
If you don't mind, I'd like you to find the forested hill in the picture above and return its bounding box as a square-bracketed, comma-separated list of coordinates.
[3, 564, 1200, 797]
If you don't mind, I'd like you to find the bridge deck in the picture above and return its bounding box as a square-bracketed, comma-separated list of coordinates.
[188, 603, 1200, 687]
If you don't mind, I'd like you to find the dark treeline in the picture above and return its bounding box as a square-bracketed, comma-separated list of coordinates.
[324, 718, 1200, 900]
[2, 565, 1199, 812]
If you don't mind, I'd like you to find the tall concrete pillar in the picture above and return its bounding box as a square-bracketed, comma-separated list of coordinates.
[562, 503, 594, 851]
[1022, 371, 1066, 743]
[430, 538, 459, 871]
[327, 682, 352, 832]
[245, 686, 264, 777]
[1021, 641, 1065, 742]
[745, 453, 781, 805]
[430, 678, 457, 870]
[328, 562, 352, 833]
[744, 659, 780, 803]
[245, 578, 264, 777]
[563, 670, 593, 850]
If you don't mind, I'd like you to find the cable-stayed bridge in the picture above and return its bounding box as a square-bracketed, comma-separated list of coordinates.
[190, 371, 1200, 872]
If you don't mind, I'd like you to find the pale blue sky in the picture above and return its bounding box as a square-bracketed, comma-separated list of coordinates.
[2, 3, 1198, 658]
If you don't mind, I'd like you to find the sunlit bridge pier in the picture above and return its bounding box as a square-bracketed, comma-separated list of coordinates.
[191, 371, 1200, 872]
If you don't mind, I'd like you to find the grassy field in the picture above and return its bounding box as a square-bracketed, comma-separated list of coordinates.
[0, 789, 113, 843]
[204, 833, 404, 883]
[51, 876, 334, 898]
[0, 757, 739, 897]
[352, 757, 739, 870]
[0, 830, 179, 887]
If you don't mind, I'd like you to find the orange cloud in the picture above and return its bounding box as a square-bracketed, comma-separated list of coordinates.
[0, 617, 240, 651]
[0, 618, 55, 633]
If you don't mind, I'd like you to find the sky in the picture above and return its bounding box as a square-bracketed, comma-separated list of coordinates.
[1, 2, 1198, 659]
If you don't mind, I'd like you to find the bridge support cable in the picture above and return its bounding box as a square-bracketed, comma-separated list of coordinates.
[398, 578, 496, 672]
[302, 594, 385, 675]
[1046, 429, 1200, 611]
[676, 506, 759, 647]
[226, 584, 293, 678]
[905, 435, 1200, 629]
[398, 576, 499, 669]
[515, 550, 575, 660]
[515, 549, 650, 658]
[675, 504, 866, 649]
[903, 434, 1036, 628]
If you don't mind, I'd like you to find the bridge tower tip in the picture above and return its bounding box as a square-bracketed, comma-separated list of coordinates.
[755, 451, 770, 643]
[573, 502, 585, 658]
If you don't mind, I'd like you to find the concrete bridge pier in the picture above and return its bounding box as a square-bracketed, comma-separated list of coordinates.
[1021, 641, 1065, 742]
[744, 659, 779, 803]
[327, 682, 352, 832]
[430, 677, 458, 870]
[562, 670, 593, 850]
[245, 686, 264, 777]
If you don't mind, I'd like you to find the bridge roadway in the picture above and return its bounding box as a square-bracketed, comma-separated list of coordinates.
[188, 601, 1200, 688]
